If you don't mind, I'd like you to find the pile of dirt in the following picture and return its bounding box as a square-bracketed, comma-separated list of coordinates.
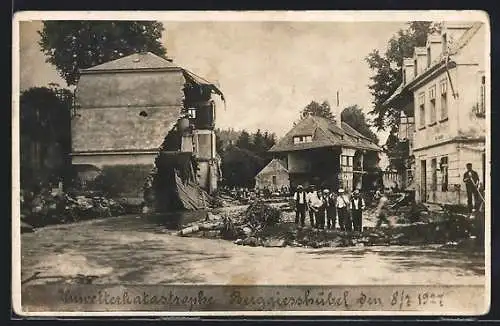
[21, 190, 125, 229]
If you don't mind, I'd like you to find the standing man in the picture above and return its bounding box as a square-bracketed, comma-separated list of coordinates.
[293, 185, 307, 228]
[336, 189, 349, 231]
[463, 163, 481, 213]
[306, 185, 317, 228]
[350, 189, 366, 232]
[375, 188, 391, 228]
[325, 189, 337, 229]
[309, 188, 325, 229]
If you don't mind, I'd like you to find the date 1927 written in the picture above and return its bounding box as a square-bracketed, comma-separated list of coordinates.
[391, 290, 444, 309]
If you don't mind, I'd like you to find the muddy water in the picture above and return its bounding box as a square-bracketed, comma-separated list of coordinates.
[21, 214, 485, 286]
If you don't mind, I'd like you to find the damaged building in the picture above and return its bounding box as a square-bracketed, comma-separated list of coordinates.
[269, 115, 381, 191]
[383, 22, 487, 205]
[71, 52, 224, 210]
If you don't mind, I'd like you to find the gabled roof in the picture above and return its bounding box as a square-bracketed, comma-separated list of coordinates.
[255, 159, 288, 177]
[384, 22, 483, 106]
[81, 52, 225, 98]
[448, 22, 483, 55]
[82, 52, 180, 71]
[269, 115, 381, 153]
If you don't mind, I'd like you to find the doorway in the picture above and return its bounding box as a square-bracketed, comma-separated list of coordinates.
[420, 159, 427, 202]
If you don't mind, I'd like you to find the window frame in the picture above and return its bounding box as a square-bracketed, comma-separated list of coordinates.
[418, 92, 426, 128]
[440, 79, 448, 121]
[478, 73, 486, 117]
[429, 85, 437, 125]
[188, 108, 197, 119]
[293, 135, 313, 144]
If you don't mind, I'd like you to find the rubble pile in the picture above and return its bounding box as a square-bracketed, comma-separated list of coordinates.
[176, 195, 483, 251]
[21, 190, 125, 229]
[242, 200, 281, 232]
[176, 200, 282, 241]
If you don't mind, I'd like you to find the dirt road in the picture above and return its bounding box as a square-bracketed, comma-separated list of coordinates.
[20, 214, 485, 286]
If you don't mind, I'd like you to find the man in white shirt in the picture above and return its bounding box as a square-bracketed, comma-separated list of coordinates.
[309, 189, 325, 229]
[306, 185, 317, 227]
[350, 189, 366, 232]
[293, 185, 307, 227]
[336, 189, 350, 231]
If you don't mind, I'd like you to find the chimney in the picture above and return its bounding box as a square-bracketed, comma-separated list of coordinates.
[413, 47, 427, 76]
[426, 33, 442, 66]
[402, 58, 414, 84]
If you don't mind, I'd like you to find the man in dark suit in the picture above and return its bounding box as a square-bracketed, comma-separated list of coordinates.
[463, 163, 481, 213]
[350, 189, 366, 232]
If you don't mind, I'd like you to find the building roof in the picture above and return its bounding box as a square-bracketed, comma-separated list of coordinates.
[82, 52, 180, 71]
[81, 52, 224, 97]
[269, 115, 381, 153]
[255, 158, 288, 177]
[383, 22, 483, 108]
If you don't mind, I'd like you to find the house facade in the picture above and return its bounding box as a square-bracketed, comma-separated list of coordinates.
[71, 52, 224, 203]
[254, 158, 290, 192]
[269, 115, 381, 192]
[384, 22, 487, 205]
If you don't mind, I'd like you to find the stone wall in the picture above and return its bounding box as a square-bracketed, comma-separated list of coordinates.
[255, 170, 290, 191]
[72, 70, 184, 153]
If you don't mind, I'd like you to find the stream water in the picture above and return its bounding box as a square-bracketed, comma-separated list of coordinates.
[20, 213, 485, 286]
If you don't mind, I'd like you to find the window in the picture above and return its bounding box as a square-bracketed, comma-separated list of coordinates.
[188, 108, 197, 119]
[429, 86, 436, 124]
[341, 155, 353, 167]
[478, 74, 486, 116]
[440, 157, 448, 191]
[440, 80, 448, 120]
[272, 175, 277, 185]
[418, 93, 426, 127]
[431, 158, 437, 191]
[427, 47, 431, 67]
[293, 135, 313, 144]
[414, 59, 418, 77]
[403, 68, 406, 85]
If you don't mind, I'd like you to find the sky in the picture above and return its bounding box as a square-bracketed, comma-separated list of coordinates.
[19, 20, 407, 141]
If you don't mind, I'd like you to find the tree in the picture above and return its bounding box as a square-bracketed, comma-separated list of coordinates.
[263, 131, 276, 150]
[341, 105, 379, 144]
[221, 146, 266, 188]
[299, 100, 334, 120]
[236, 130, 251, 150]
[251, 129, 267, 153]
[38, 21, 167, 86]
[366, 22, 440, 131]
[20, 84, 74, 188]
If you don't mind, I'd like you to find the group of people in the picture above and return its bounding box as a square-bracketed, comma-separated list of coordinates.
[293, 185, 367, 232]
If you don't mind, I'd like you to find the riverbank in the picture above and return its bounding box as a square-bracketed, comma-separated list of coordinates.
[179, 200, 485, 252]
[20, 214, 485, 286]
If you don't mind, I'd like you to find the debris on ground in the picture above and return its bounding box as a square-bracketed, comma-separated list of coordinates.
[242, 200, 281, 232]
[21, 190, 125, 228]
[175, 195, 484, 253]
